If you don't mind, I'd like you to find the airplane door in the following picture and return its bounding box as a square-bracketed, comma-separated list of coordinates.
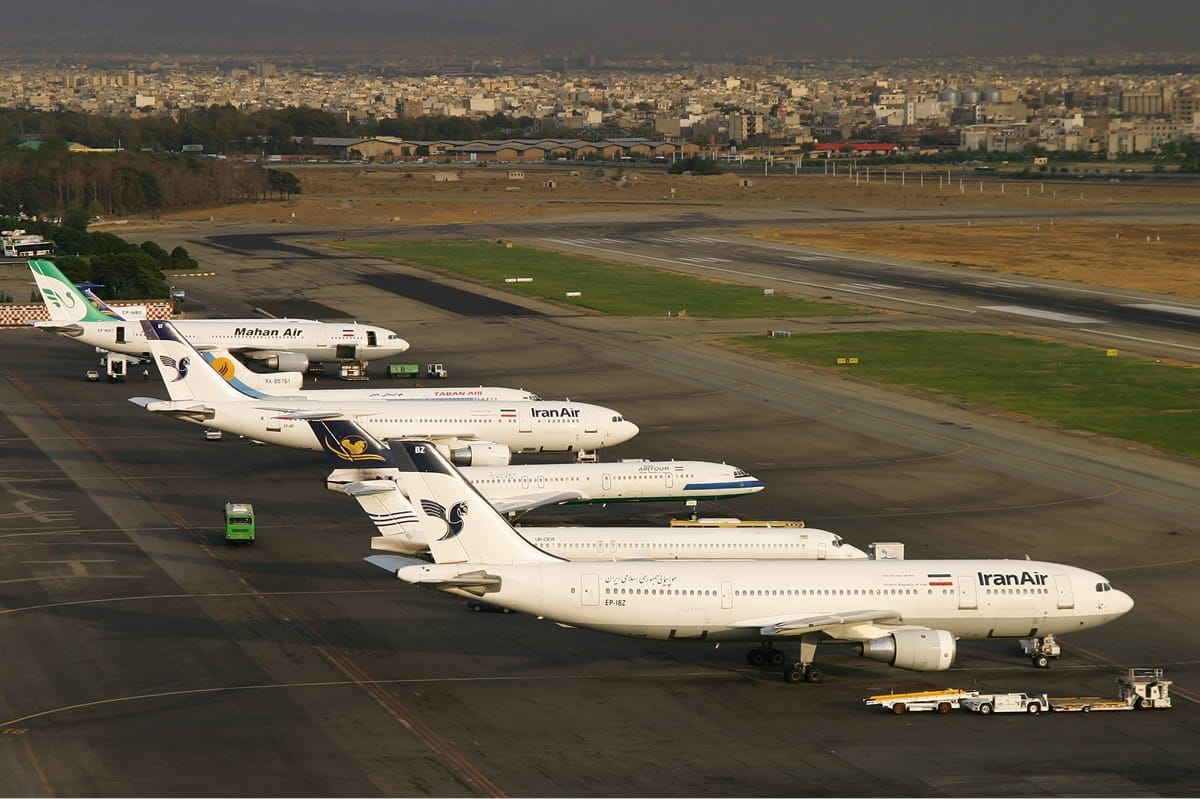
[957, 575, 977, 609]
[315, 325, 328, 347]
[816, 542, 826, 560]
[519, 408, 532, 433]
[664, 469, 673, 490]
[115, 325, 127, 344]
[602, 472, 612, 491]
[366, 330, 377, 347]
[1053, 574, 1075, 609]
[720, 581, 732, 609]
[266, 414, 282, 433]
[581, 573, 599, 606]
[583, 409, 598, 433]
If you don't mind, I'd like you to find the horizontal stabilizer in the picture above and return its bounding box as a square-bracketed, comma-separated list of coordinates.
[31, 321, 84, 336]
[127, 397, 215, 421]
[343, 479, 401, 497]
[364, 554, 428, 574]
[260, 408, 347, 420]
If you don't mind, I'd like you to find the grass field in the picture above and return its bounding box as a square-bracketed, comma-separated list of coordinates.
[731, 331, 1200, 458]
[336, 239, 1199, 459]
[337, 239, 862, 318]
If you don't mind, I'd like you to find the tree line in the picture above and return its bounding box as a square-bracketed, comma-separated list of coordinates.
[3, 215, 197, 302]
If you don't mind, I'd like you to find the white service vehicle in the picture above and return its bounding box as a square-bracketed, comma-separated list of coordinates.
[960, 692, 1050, 715]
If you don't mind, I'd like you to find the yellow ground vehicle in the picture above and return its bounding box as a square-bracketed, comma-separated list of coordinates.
[224, 502, 256, 545]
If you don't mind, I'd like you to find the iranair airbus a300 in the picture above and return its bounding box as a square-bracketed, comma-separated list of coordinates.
[131, 320, 638, 464]
[328, 458, 764, 516]
[28, 259, 408, 371]
[320, 441, 841, 559]
[319, 422, 1134, 683]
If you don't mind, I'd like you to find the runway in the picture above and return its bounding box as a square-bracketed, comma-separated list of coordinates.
[1, 218, 1198, 796]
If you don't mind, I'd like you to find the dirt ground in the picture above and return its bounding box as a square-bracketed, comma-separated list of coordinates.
[139, 165, 1200, 299]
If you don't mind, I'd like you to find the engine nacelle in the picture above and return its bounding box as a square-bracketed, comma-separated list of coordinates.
[251, 351, 309, 373]
[448, 442, 512, 466]
[856, 629, 956, 671]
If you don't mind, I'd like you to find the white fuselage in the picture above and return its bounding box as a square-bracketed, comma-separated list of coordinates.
[143, 397, 639, 455]
[398, 558, 1133, 643]
[461, 460, 764, 505]
[37, 318, 409, 363]
[515, 527, 867, 561]
[265, 387, 541, 402]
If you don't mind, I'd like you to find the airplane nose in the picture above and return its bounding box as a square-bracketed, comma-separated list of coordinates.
[1112, 589, 1135, 617]
[622, 420, 640, 442]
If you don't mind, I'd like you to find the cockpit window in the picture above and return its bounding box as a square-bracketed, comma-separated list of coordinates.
[733, 469, 749, 478]
[832, 537, 844, 547]
[612, 416, 624, 422]
[1095, 582, 1112, 592]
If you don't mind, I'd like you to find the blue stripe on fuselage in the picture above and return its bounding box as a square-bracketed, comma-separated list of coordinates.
[682, 480, 765, 492]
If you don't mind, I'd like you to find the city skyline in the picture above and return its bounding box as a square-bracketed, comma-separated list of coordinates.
[3, 0, 1199, 61]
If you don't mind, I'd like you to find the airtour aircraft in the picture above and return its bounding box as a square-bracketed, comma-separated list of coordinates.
[313, 420, 1135, 683]
[27, 259, 409, 371]
[324, 454, 854, 560]
[131, 319, 638, 464]
[327, 457, 766, 516]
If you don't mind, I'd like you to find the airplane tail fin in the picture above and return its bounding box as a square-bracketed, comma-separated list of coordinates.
[141, 319, 259, 402]
[311, 419, 430, 555]
[311, 419, 558, 565]
[386, 438, 560, 565]
[28, 260, 115, 323]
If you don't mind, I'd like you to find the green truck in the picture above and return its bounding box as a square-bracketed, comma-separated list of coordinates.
[224, 502, 256, 545]
[387, 363, 421, 379]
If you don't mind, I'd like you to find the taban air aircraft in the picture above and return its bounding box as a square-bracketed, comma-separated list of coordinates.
[27, 259, 409, 371]
[327, 456, 765, 516]
[317, 417, 862, 557]
[131, 319, 638, 464]
[322, 422, 1134, 683]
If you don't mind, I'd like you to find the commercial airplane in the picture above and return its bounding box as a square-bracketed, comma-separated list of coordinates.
[27, 259, 409, 371]
[317, 418, 861, 555]
[327, 457, 764, 515]
[74, 285, 309, 392]
[321, 422, 1134, 683]
[131, 319, 639, 464]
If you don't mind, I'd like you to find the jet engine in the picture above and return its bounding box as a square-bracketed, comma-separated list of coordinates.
[448, 442, 512, 466]
[251, 352, 310, 373]
[855, 629, 956, 671]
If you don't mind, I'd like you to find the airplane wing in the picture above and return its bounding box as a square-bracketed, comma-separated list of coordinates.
[730, 609, 903, 638]
[486, 490, 587, 514]
[128, 397, 216, 422]
[30, 321, 84, 337]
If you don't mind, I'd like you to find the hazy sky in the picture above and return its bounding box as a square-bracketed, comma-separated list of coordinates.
[6, 0, 1199, 60]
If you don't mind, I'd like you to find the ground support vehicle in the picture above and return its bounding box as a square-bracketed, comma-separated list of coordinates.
[426, 363, 448, 379]
[864, 688, 980, 714]
[1050, 668, 1172, 711]
[388, 363, 421, 379]
[86, 370, 100, 381]
[339, 362, 369, 380]
[224, 502, 256, 545]
[960, 692, 1050, 715]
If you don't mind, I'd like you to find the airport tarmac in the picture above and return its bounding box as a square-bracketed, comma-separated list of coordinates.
[1, 222, 1198, 797]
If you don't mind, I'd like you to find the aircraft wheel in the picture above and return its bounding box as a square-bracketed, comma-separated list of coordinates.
[769, 650, 786, 666]
[804, 667, 823, 684]
[783, 664, 806, 683]
[747, 649, 767, 667]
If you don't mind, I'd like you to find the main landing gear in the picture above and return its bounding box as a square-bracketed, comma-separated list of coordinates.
[1020, 634, 1061, 669]
[748, 634, 823, 683]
